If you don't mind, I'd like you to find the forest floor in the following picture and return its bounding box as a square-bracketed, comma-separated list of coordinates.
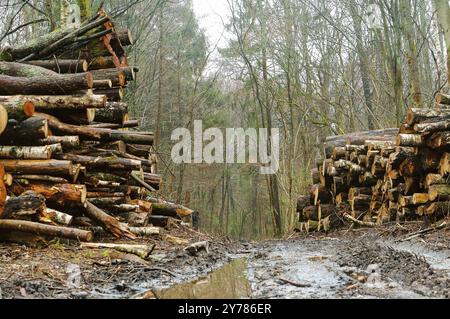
[0, 220, 450, 299]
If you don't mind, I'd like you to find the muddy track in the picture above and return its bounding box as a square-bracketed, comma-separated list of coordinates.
[1, 228, 450, 299]
[248, 236, 450, 299]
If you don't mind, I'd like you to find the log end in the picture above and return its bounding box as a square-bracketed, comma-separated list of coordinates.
[86, 72, 94, 89]
[0, 104, 8, 135]
[23, 101, 35, 117]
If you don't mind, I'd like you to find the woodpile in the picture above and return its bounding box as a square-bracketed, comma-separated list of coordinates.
[0, 10, 196, 244]
[297, 99, 450, 231]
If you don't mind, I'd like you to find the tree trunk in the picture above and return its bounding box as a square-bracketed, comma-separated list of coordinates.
[84, 201, 135, 239]
[11, 182, 87, 205]
[0, 219, 92, 241]
[24, 59, 88, 73]
[0, 159, 73, 177]
[94, 102, 128, 125]
[0, 117, 48, 145]
[0, 94, 107, 111]
[0, 73, 93, 95]
[0, 145, 54, 160]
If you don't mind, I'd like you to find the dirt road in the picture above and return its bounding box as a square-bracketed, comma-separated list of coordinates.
[1, 226, 449, 299]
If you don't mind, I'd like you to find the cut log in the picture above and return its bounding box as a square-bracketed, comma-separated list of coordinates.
[412, 193, 431, 205]
[24, 59, 89, 73]
[0, 104, 7, 134]
[296, 195, 310, 214]
[33, 112, 107, 140]
[94, 102, 128, 125]
[429, 184, 450, 201]
[424, 173, 448, 188]
[56, 154, 141, 171]
[147, 196, 194, 218]
[425, 202, 450, 217]
[436, 93, 450, 105]
[39, 136, 80, 149]
[0, 73, 93, 95]
[0, 94, 106, 112]
[0, 98, 35, 121]
[0, 145, 54, 160]
[0, 117, 48, 145]
[12, 175, 68, 183]
[439, 153, 450, 176]
[426, 132, 450, 149]
[116, 30, 134, 46]
[84, 201, 135, 239]
[11, 182, 86, 205]
[127, 144, 150, 158]
[2, 192, 46, 219]
[90, 69, 125, 87]
[396, 134, 423, 147]
[0, 159, 72, 177]
[80, 242, 152, 259]
[0, 219, 92, 241]
[94, 88, 123, 101]
[0, 61, 58, 77]
[406, 108, 450, 125]
[88, 56, 116, 70]
[323, 128, 398, 157]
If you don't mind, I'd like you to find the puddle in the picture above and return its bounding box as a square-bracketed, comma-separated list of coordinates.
[150, 259, 251, 299]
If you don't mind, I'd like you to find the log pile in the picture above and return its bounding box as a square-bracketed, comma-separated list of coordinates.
[0, 10, 196, 244]
[297, 99, 450, 231]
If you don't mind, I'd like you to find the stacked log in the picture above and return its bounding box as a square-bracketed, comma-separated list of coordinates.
[0, 10, 196, 244]
[298, 96, 450, 231]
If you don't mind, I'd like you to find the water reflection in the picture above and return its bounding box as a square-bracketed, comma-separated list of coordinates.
[153, 259, 251, 299]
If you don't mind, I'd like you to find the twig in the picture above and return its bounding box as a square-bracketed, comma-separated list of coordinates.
[130, 171, 156, 192]
[343, 213, 377, 228]
[399, 222, 447, 242]
[278, 277, 311, 288]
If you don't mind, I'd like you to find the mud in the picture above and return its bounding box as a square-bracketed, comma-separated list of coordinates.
[1, 222, 450, 299]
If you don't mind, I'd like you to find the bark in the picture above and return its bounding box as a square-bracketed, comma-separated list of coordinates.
[396, 134, 423, 147]
[146, 196, 195, 218]
[0, 98, 35, 121]
[0, 104, 7, 134]
[93, 80, 112, 89]
[89, 120, 138, 129]
[1, 94, 106, 111]
[0, 145, 54, 160]
[115, 30, 133, 46]
[0, 73, 93, 95]
[80, 242, 152, 259]
[0, 159, 73, 177]
[0, 219, 92, 241]
[0, 14, 110, 61]
[94, 88, 123, 101]
[88, 56, 116, 70]
[84, 201, 135, 239]
[428, 184, 450, 201]
[24, 59, 88, 73]
[126, 144, 150, 158]
[1, 117, 47, 143]
[0, 61, 57, 77]
[406, 108, 450, 125]
[94, 102, 128, 125]
[56, 153, 141, 171]
[11, 182, 87, 205]
[39, 136, 80, 149]
[323, 128, 398, 157]
[2, 192, 46, 220]
[90, 69, 126, 87]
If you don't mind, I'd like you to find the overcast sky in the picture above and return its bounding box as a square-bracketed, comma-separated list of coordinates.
[192, 0, 230, 49]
